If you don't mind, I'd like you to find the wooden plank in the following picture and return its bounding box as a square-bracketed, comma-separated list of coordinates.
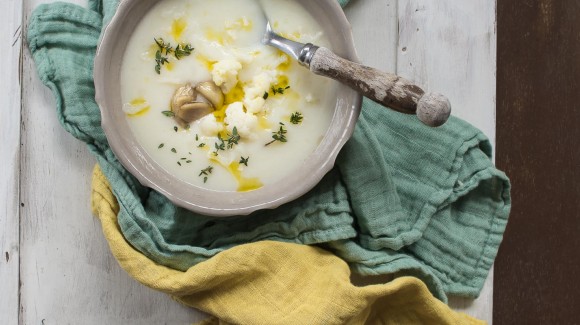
[19, 0, 206, 323]
[0, 0, 23, 324]
[494, 0, 580, 323]
[345, 0, 398, 72]
[397, 1, 496, 323]
[397, 0, 496, 145]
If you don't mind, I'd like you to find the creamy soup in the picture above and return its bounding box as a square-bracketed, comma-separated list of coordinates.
[120, 0, 339, 191]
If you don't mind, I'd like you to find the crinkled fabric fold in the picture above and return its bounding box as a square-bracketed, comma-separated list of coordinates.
[92, 165, 483, 325]
[27, 0, 510, 302]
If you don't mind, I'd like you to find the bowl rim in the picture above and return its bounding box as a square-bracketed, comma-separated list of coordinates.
[94, 0, 362, 217]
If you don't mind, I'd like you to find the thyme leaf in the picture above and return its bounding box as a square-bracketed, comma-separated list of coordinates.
[199, 166, 214, 176]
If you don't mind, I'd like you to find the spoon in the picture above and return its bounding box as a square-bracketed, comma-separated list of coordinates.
[261, 18, 451, 127]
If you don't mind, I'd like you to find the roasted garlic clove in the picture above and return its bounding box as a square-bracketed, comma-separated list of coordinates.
[177, 102, 213, 123]
[195, 81, 224, 108]
[171, 84, 197, 114]
[169, 82, 222, 126]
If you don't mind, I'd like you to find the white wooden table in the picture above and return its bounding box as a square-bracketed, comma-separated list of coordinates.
[1, 0, 496, 323]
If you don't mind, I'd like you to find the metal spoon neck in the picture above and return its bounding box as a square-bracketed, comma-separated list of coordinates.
[262, 23, 319, 68]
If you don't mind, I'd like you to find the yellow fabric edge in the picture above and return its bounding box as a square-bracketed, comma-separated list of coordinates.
[90, 164, 485, 325]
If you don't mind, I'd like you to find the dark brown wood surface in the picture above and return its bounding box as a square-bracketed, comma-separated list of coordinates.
[495, 0, 580, 323]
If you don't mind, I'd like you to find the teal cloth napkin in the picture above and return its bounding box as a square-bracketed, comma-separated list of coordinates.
[27, 0, 511, 302]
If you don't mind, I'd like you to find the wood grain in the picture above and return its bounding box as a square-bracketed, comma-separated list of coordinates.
[396, 1, 497, 323]
[0, 0, 23, 324]
[494, 0, 580, 323]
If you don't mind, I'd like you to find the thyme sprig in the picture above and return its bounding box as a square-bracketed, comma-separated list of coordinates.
[212, 134, 226, 156]
[226, 127, 240, 149]
[290, 112, 303, 124]
[174, 44, 194, 59]
[154, 38, 173, 55]
[211, 128, 242, 155]
[271, 85, 290, 95]
[266, 122, 288, 146]
[153, 37, 194, 74]
[239, 156, 249, 166]
[155, 50, 169, 74]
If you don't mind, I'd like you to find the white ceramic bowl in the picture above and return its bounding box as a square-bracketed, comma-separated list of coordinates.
[94, 0, 362, 217]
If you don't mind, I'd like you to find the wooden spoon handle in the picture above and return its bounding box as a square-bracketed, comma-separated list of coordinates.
[309, 47, 451, 127]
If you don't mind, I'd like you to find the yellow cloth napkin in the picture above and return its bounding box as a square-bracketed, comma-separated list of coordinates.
[91, 164, 483, 325]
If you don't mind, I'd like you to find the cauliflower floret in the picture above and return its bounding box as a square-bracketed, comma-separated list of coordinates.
[244, 97, 266, 114]
[243, 72, 275, 114]
[224, 102, 257, 138]
[199, 114, 222, 136]
[212, 59, 242, 93]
